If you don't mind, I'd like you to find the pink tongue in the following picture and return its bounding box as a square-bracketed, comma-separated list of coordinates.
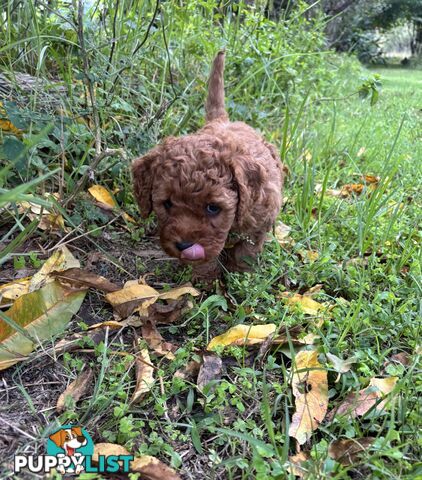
[180, 243, 205, 260]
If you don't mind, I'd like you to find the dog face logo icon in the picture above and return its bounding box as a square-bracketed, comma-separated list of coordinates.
[47, 425, 94, 475]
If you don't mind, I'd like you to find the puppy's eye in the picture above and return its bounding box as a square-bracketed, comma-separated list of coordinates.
[163, 199, 173, 210]
[206, 204, 221, 215]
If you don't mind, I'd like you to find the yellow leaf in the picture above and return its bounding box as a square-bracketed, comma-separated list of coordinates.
[207, 324, 276, 350]
[131, 347, 154, 404]
[298, 250, 319, 263]
[88, 185, 117, 208]
[362, 174, 380, 184]
[0, 102, 22, 135]
[369, 376, 398, 410]
[282, 293, 325, 315]
[29, 247, 80, 292]
[289, 350, 328, 444]
[274, 222, 293, 247]
[105, 283, 199, 319]
[0, 277, 31, 303]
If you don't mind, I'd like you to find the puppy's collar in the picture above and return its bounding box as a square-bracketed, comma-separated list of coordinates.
[225, 232, 256, 248]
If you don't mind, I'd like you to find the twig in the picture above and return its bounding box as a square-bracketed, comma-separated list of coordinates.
[106, 0, 120, 74]
[64, 147, 126, 206]
[77, 0, 101, 157]
[106, 0, 161, 103]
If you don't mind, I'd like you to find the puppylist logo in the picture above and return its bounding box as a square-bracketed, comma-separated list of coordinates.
[14, 425, 134, 475]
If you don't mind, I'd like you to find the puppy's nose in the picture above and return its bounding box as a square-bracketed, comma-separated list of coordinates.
[175, 241, 193, 251]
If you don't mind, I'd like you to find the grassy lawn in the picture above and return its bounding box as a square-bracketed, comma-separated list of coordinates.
[1, 62, 420, 479]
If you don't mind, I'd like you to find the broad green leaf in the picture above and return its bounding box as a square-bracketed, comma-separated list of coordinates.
[0, 281, 86, 370]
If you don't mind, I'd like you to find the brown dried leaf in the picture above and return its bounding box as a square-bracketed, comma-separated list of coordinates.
[92, 444, 182, 479]
[388, 352, 411, 366]
[56, 367, 94, 412]
[131, 346, 154, 404]
[147, 298, 192, 324]
[141, 320, 177, 360]
[197, 353, 223, 392]
[174, 360, 201, 381]
[289, 350, 328, 445]
[131, 455, 181, 480]
[52, 268, 121, 293]
[288, 451, 310, 478]
[327, 376, 398, 421]
[328, 437, 375, 466]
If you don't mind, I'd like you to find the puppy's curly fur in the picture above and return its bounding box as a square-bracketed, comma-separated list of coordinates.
[132, 52, 284, 280]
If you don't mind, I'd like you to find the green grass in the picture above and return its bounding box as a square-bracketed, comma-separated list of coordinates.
[0, 1, 421, 477]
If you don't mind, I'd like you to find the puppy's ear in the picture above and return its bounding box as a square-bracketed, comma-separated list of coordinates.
[229, 155, 267, 226]
[132, 146, 162, 218]
[49, 429, 66, 448]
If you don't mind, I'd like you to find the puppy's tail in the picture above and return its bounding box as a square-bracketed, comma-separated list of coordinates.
[205, 51, 229, 122]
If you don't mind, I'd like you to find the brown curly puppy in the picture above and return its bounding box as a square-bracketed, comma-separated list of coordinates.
[132, 52, 284, 280]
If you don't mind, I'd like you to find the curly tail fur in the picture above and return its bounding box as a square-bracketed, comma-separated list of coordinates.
[205, 51, 229, 122]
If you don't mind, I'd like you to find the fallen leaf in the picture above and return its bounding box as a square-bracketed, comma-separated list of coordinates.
[141, 320, 177, 360]
[29, 247, 80, 292]
[92, 442, 130, 460]
[388, 352, 411, 366]
[326, 353, 357, 373]
[53, 329, 106, 355]
[56, 367, 94, 412]
[88, 185, 117, 209]
[0, 277, 31, 304]
[281, 292, 325, 316]
[0, 281, 86, 370]
[289, 350, 328, 445]
[148, 298, 193, 324]
[197, 353, 223, 392]
[288, 451, 310, 478]
[92, 444, 181, 479]
[52, 268, 121, 293]
[88, 320, 125, 330]
[369, 376, 398, 410]
[327, 376, 398, 421]
[357, 147, 366, 157]
[315, 182, 376, 198]
[131, 346, 155, 404]
[207, 324, 276, 350]
[275, 221, 293, 247]
[0, 247, 80, 305]
[18, 196, 67, 232]
[174, 360, 201, 381]
[105, 283, 199, 319]
[131, 455, 182, 480]
[328, 437, 375, 466]
[298, 250, 319, 263]
[362, 174, 380, 184]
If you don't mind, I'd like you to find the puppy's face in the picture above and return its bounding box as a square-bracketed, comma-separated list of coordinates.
[133, 135, 238, 263]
